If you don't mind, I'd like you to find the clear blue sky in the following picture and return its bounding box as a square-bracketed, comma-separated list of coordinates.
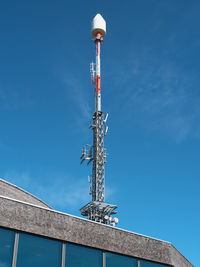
[0, 1, 199, 266]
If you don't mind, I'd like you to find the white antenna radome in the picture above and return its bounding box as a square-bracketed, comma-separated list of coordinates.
[91, 13, 106, 37]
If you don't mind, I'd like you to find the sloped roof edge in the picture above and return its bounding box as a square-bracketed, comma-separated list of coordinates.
[0, 178, 52, 209]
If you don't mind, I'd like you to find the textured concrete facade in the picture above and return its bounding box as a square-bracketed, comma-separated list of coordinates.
[0, 179, 51, 209]
[0, 195, 193, 267]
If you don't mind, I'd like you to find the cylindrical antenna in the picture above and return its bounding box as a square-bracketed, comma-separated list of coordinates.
[95, 32, 102, 112]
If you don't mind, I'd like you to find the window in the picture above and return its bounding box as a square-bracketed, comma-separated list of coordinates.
[66, 243, 102, 267]
[16, 233, 62, 267]
[106, 252, 137, 267]
[0, 228, 15, 267]
[0, 227, 170, 267]
[140, 259, 168, 267]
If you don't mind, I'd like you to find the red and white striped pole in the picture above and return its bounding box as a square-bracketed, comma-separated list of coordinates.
[91, 13, 106, 112]
[95, 33, 102, 112]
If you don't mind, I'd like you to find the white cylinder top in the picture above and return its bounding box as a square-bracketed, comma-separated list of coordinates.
[91, 13, 106, 37]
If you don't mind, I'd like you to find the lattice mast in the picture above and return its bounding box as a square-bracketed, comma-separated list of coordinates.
[80, 14, 118, 226]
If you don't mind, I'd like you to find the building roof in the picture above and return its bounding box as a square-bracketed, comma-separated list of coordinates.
[0, 178, 52, 209]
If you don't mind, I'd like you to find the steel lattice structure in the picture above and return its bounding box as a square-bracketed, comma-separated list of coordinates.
[80, 14, 118, 226]
[92, 111, 105, 202]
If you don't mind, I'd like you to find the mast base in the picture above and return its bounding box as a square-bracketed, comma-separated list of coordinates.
[80, 201, 118, 225]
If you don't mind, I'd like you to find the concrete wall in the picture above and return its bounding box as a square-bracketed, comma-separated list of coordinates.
[0, 196, 193, 267]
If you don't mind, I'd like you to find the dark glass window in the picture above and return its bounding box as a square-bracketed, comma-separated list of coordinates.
[16, 233, 62, 267]
[0, 228, 15, 267]
[106, 252, 137, 267]
[140, 259, 168, 267]
[66, 243, 102, 267]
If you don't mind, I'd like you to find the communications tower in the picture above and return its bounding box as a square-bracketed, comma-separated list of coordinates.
[80, 14, 118, 226]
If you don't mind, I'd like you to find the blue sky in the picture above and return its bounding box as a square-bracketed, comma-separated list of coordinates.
[0, 0, 199, 265]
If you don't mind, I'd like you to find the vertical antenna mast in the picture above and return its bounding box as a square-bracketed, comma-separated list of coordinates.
[80, 14, 118, 226]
